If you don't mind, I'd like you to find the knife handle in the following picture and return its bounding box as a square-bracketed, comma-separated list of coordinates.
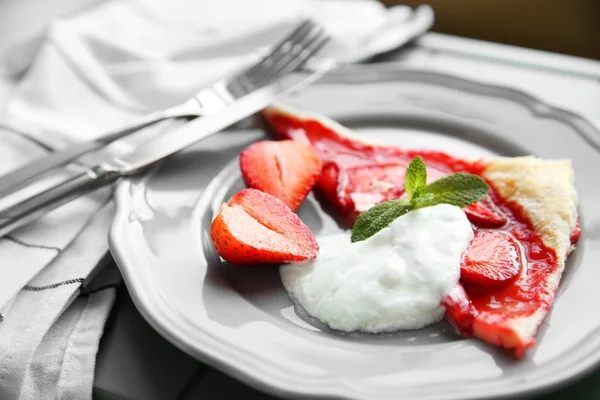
[0, 165, 120, 238]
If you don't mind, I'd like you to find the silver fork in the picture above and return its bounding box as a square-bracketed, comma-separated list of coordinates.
[0, 20, 329, 198]
[0, 20, 331, 237]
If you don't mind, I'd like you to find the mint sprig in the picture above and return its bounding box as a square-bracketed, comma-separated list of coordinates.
[404, 155, 427, 199]
[350, 157, 489, 242]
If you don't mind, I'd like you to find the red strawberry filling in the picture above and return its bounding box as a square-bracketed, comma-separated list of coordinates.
[339, 163, 407, 220]
[262, 107, 581, 357]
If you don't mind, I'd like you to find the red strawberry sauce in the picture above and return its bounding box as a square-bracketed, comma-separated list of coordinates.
[266, 112, 581, 340]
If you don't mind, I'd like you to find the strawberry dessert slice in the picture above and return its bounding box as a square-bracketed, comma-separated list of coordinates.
[240, 140, 322, 212]
[262, 104, 580, 358]
[210, 189, 318, 264]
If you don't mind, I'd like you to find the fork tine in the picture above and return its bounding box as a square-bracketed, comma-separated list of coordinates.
[226, 20, 315, 96]
[242, 20, 314, 83]
[260, 24, 327, 81]
[227, 20, 329, 97]
[250, 24, 329, 89]
[271, 26, 329, 79]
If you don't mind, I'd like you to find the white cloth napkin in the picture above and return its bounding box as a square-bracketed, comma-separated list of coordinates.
[0, 0, 415, 398]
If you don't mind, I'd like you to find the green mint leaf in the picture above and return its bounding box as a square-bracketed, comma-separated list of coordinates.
[423, 173, 489, 208]
[394, 198, 411, 206]
[404, 156, 427, 201]
[351, 200, 411, 242]
[411, 193, 434, 208]
[413, 186, 424, 199]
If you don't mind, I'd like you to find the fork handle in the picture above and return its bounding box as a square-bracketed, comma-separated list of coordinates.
[0, 165, 120, 237]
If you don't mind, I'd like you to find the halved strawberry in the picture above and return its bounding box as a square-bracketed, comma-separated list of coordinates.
[464, 197, 508, 228]
[210, 189, 318, 264]
[239, 140, 322, 212]
[461, 230, 522, 286]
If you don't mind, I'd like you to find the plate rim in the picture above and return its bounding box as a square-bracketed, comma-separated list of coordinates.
[109, 65, 600, 400]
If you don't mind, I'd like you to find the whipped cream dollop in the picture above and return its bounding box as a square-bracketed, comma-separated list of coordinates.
[281, 204, 474, 333]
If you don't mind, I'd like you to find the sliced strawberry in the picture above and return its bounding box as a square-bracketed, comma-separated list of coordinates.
[240, 140, 322, 212]
[461, 231, 522, 287]
[339, 163, 407, 214]
[210, 189, 318, 264]
[464, 197, 508, 228]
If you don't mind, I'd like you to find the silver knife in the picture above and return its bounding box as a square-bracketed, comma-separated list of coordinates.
[0, 67, 332, 237]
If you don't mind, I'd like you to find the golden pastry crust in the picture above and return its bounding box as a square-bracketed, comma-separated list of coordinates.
[483, 156, 578, 265]
[482, 156, 579, 343]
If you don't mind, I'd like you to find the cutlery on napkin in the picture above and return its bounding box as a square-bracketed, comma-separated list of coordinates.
[0, 3, 433, 209]
[0, 1, 432, 399]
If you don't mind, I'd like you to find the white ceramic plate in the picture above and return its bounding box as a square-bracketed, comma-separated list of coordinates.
[109, 65, 600, 400]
